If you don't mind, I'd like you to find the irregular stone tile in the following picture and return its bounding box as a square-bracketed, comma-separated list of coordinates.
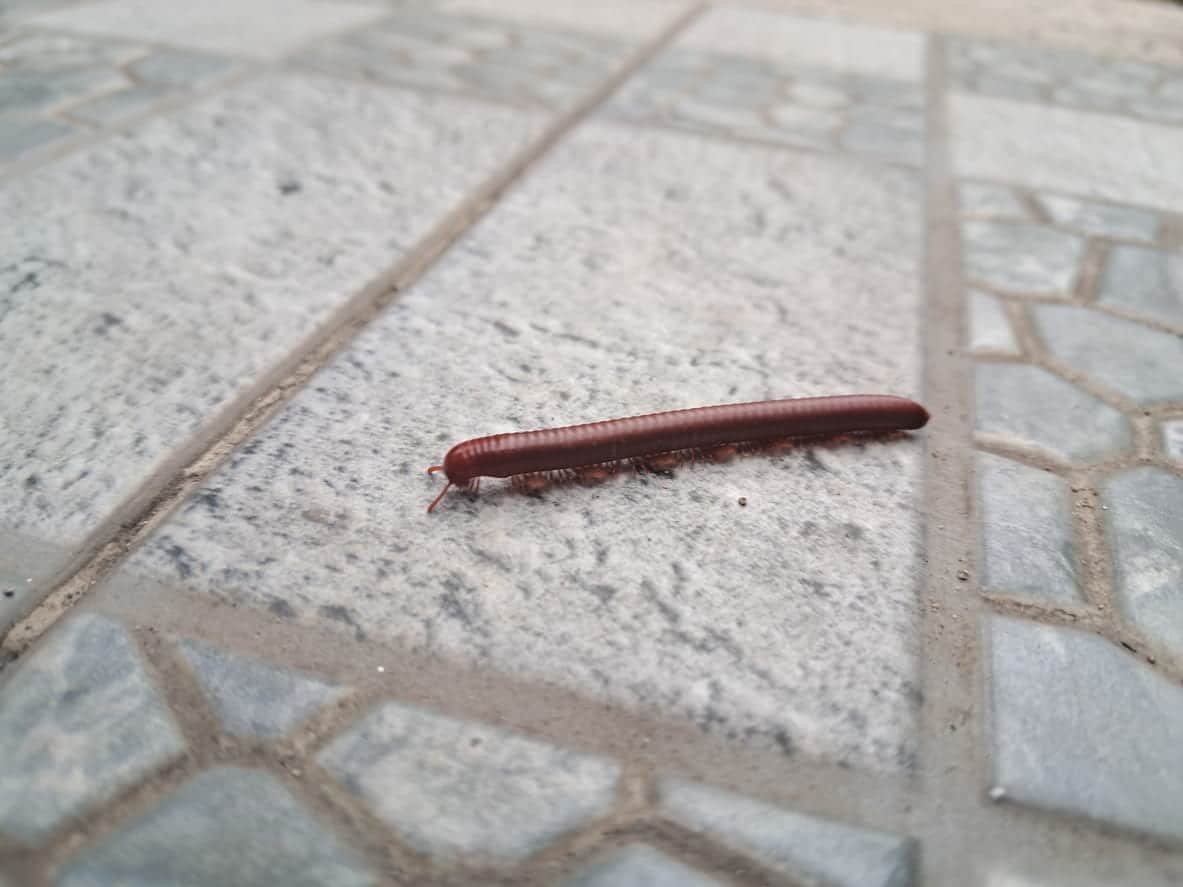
[563, 844, 725, 887]
[0, 65, 129, 114]
[1099, 245, 1183, 327]
[972, 73, 1047, 102]
[849, 104, 923, 132]
[968, 289, 1020, 354]
[788, 80, 849, 109]
[29, 0, 388, 59]
[129, 49, 236, 87]
[1037, 195, 1158, 242]
[0, 613, 185, 842]
[439, 0, 690, 40]
[65, 83, 169, 124]
[1128, 96, 1183, 125]
[678, 6, 925, 82]
[665, 95, 765, 131]
[975, 363, 1131, 462]
[1103, 468, 1183, 657]
[127, 123, 926, 773]
[1163, 420, 1183, 463]
[963, 221, 1083, 294]
[853, 79, 923, 109]
[0, 114, 74, 161]
[660, 780, 914, 887]
[1031, 305, 1183, 403]
[767, 103, 840, 134]
[958, 182, 1031, 220]
[0, 75, 543, 612]
[951, 94, 1183, 214]
[0, 30, 145, 68]
[988, 615, 1183, 841]
[841, 118, 923, 166]
[318, 701, 619, 861]
[58, 767, 376, 887]
[180, 639, 348, 739]
[977, 452, 1080, 604]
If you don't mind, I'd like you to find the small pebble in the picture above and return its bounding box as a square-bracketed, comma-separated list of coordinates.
[737, 497, 747, 506]
[956, 569, 970, 581]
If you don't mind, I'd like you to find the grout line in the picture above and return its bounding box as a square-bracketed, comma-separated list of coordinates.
[0, 2, 708, 658]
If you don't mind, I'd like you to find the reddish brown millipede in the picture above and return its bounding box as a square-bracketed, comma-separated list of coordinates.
[426, 394, 929, 512]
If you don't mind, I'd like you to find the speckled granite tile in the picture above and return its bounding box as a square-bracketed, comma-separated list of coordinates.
[180, 639, 348, 739]
[124, 122, 926, 773]
[974, 363, 1131, 463]
[1036, 195, 1159, 242]
[988, 615, 1183, 842]
[58, 767, 377, 887]
[968, 290, 1020, 354]
[1031, 305, 1183, 404]
[0, 613, 185, 842]
[659, 779, 915, 887]
[1103, 468, 1183, 659]
[962, 221, 1084, 295]
[976, 452, 1080, 605]
[562, 845, 725, 887]
[0, 75, 544, 629]
[318, 700, 619, 861]
[1099, 245, 1183, 328]
[958, 182, 1031, 221]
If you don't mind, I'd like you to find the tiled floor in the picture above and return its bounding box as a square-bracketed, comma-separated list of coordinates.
[1, 1, 1182, 885]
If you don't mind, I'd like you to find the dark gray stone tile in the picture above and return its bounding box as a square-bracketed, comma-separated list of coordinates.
[1103, 467, 1183, 658]
[1032, 305, 1183, 404]
[562, 844, 725, 887]
[180, 639, 348, 739]
[962, 221, 1084, 295]
[58, 767, 377, 887]
[659, 779, 915, 887]
[1037, 195, 1159, 242]
[0, 113, 74, 161]
[1099, 245, 1183, 328]
[988, 615, 1183, 841]
[0, 613, 184, 842]
[318, 701, 619, 861]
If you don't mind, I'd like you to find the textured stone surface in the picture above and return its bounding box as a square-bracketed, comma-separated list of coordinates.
[976, 452, 1080, 604]
[968, 290, 1019, 354]
[180, 639, 348, 739]
[660, 780, 914, 887]
[1031, 305, 1183, 404]
[958, 182, 1030, 220]
[127, 122, 925, 772]
[563, 845, 725, 887]
[0, 65, 128, 115]
[0, 614, 184, 842]
[128, 49, 237, 86]
[974, 363, 1130, 463]
[0, 114, 74, 161]
[65, 83, 169, 124]
[840, 116, 922, 166]
[951, 94, 1183, 214]
[318, 701, 619, 861]
[1164, 421, 1183, 463]
[58, 767, 377, 887]
[29, 0, 388, 59]
[962, 221, 1083, 295]
[1103, 468, 1183, 657]
[1099, 245, 1183, 327]
[988, 615, 1183, 842]
[0, 75, 543, 574]
[439, 0, 689, 40]
[1037, 196, 1158, 243]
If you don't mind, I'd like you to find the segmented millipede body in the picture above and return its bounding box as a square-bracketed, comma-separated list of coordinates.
[426, 394, 929, 512]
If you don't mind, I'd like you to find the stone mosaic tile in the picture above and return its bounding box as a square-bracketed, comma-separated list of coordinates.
[439, 0, 690, 41]
[1036, 195, 1159, 242]
[1099, 245, 1183, 328]
[1031, 305, 1183, 404]
[180, 639, 348, 739]
[1103, 468, 1183, 658]
[0, 74, 544, 625]
[563, 844, 725, 887]
[976, 452, 1080, 605]
[958, 182, 1032, 220]
[58, 767, 377, 887]
[0, 613, 184, 842]
[949, 36, 1183, 126]
[0, 30, 143, 68]
[974, 363, 1131, 463]
[0, 113, 75, 160]
[126, 122, 926, 773]
[0, 65, 129, 115]
[64, 82, 169, 124]
[128, 49, 237, 87]
[962, 221, 1083, 295]
[29, 0, 388, 60]
[660, 780, 914, 887]
[988, 615, 1183, 842]
[1164, 420, 1183, 463]
[951, 94, 1183, 214]
[840, 115, 923, 166]
[968, 290, 1020, 354]
[295, 6, 633, 111]
[318, 701, 619, 861]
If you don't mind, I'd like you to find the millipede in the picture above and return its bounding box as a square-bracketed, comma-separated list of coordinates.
[426, 394, 929, 512]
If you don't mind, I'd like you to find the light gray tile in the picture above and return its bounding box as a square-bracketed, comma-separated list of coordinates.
[788, 80, 849, 109]
[0, 30, 144, 69]
[0, 613, 185, 842]
[65, 83, 169, 124]
[318, 701, 619, 861]
[840, 118, 923, 166]
[767, 102, 840, 134]
[974, 363, 1131, 462]
[438, 0, 690, 41]
[129, 49, 236, 87]
[1031, 305, 1183, 404]
[1099, 245, 1183, 327]
[971, 73, 1046, 102]
[958, 182, 1030, 221]
[1164, 420, 1183, 463]
[962, 221, 1083, 295]
[563, 845, 725, 887]
[58, 767, 377, 887]
[988, 615, 1183, 841]
[660, 779, 914, 887]
[0, 65, 128, 114]
[126, 123, 926, 772]
[0, 113, 74, 161]
[180, 639, 348, 739]
[1103, 468, 1183, 658]
[1037, 195, 1159, 242]
[968, 290, 1019, 354]
[977, 452, 1080, 604]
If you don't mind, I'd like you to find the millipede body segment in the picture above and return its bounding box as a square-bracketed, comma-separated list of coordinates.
[425, 394, 929, 512]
